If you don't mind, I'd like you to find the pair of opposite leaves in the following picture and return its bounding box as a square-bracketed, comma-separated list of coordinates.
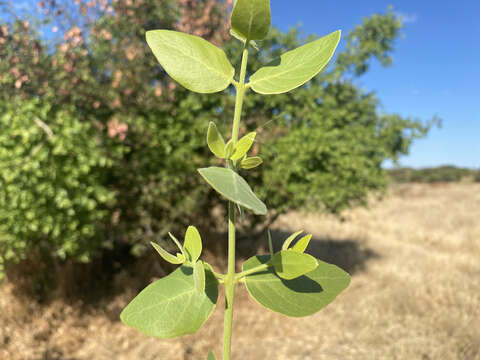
[145, 22, 341, 94]
[120, 228, 351, 339]
[207, 122, 262, 169]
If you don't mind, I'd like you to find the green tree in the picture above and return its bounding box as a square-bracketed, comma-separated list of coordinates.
[0, 1, 433, 273]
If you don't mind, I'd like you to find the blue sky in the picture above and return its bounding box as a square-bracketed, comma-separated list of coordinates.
[271, 1, 480, 168]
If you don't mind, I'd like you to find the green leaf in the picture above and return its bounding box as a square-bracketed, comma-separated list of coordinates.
[230, 132, 256, 161]
[291, 234, 312, 253]
[120, 266, 218, 338]
[281, 230, 303, 250]
[176, 252, 185, 262]
[169, 232, 185, 258]
[207, 122, 226, 158]
[150, 241, 183, 265]
[184, 225, 202, 263]
[249, 30, 341, 94]
[243, 255, 350, 317]
[146, 30, 234, 93]
[224, 139, 235, 159]
[241, 156, 263, 169]
[198, 167, 267, 215]
[272, 250, 318, 280]
[231, 0, 271, 41]
[207, 351, 216, 360]
[194, 260, 206, 293]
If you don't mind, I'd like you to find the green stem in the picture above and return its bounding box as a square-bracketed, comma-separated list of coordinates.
[231, 45, 249, 145]
[223, 43, 249, 360]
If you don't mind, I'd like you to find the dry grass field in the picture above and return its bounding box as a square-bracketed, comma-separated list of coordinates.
[1, 183, 479, 360]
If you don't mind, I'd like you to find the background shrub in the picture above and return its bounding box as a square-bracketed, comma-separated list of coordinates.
[0, 0, 436, 277]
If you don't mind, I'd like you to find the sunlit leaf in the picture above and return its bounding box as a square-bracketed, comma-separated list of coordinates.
[169, 232, 185, 258]
[291, 234, 312, 253]
[272, 250, 318, 280]
[207, 122, 226, 158]
[184, 225, 202, 263]
[231, 132, 256, 161]
[198, 167, 267, 215]
[241, 156, 263, 169]
[146, 30, 234, 93]
[243, 255, 350, 317]
[120, 266, 218, 338]
[250, 30, 341, 94]
[231, 0, 271, 41]
[150, 241, 183, 264]
[281, 230, 303, 250]
[224, 139, 235, 159]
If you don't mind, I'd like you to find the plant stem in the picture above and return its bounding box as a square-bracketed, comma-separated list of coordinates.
[231, 45, 249, 145]
[223, 43, 249, 360]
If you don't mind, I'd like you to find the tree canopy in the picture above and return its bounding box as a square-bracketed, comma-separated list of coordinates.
[0, 0, 434, 272]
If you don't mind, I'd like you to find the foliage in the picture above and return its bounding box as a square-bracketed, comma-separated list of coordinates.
[0, 0, 433, 276]
[0, 97, 116, 275]
[388, 166, 480, 183]
[121, 2, 350, 359]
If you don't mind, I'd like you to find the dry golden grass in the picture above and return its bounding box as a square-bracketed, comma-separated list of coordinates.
[1, 183, 479, 359]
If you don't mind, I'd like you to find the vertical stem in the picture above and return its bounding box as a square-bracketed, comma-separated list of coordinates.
[223, 43, 249, 360]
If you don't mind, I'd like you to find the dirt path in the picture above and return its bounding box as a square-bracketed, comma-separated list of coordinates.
[1, 183, 479, 360]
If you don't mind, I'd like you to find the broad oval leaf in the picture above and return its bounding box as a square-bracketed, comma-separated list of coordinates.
[198, 167, 267, 215]
[291, 234, 312, 253]
[150, 241, 183, 265]
[249, 30, 341, 94]
[231, 0, 271, 41]
[241, 156, 263, 169]
[207, 122, 226, 158]
[243, 255, 350, 317]
[120, 265, 218, 338]
[184, 225, 202, 263]
[194, 260, 206, 293]
[281, 230, 303, 250]
[146, 30, 234, 93]
[272, 250, 318, 280]
[230, 132, 256, 161]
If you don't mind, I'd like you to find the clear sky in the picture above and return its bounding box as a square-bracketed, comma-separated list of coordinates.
[271, 1, 480, 169]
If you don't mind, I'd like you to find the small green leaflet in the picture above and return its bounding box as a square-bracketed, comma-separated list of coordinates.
[281, 230, 303, 250]
[184, 225, 202, 263]
[243, 255, 350, 317]
[146, 30, 234, 93]
[120, 265, 218, 338]
[150, 241, 183, 265]
[194, 260, 206, 293]
[198, 167, 267, 215]
[249, 30, 341, 94]
[291, 234, 312, 253]
[207, 351, 216, 360]
[224, 139, 235, 159]
[272, 250, 318, 280]
[207, 122, 226, 158]
[241, 156, 263, 169]
[231, 0, 271, 41]
[230, 132, 256, 161]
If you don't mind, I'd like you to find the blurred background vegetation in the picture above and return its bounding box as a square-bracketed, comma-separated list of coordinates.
[0, 0, 452, 289]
